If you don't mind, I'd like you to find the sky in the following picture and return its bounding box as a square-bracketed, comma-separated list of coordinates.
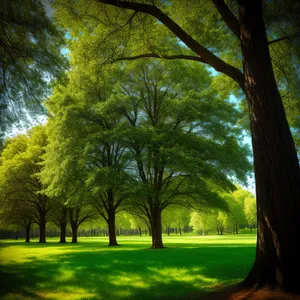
[41, 0, 54, 17]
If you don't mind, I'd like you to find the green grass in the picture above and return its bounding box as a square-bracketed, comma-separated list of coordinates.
[0, 235, 256, 300]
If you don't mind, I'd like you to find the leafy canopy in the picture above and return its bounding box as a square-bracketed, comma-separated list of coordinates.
[0, 0, 67, 132]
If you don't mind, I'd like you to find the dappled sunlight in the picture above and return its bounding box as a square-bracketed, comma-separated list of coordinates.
[55, 268, 75, 282]
[94, 264, 110, 270]
[164, 235, 256, 246]
[35, 287, 97, 300]
[110, 272, 150, 289]
[0, 236, 256, 299]
[148, 266, 217, 287]
[0, 245, 81, 264]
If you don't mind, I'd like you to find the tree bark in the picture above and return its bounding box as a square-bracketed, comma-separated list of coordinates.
[39, 215, 46, 243]
[238, 0, 300, 293]
[25, 224, 31, 243]
[59, 221, 67, 243]
[107, 207, 119, 246]
[71, 224, 78, 243]
[151, 207, 164, 248]
[107, 217, 119, 246]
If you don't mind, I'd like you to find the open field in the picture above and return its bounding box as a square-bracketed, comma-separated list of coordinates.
[0, 235, 256, 300]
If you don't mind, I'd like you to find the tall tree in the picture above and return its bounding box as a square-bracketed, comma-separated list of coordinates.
[54, 0, 300, 292]
[113, 60, 250, 248]
[0, 126, 50, 243]
[0, 191, 34, 242]
[41, 66, 131, 246]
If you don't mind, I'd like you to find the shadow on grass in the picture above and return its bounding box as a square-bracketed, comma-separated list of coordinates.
[0, 241, 256, 300]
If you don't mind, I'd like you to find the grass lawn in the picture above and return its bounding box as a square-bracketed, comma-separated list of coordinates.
[0, 235, 256, 300]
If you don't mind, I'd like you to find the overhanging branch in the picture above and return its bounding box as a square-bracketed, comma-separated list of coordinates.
[112, 53, 207, 64]
[96, 0, 245, 89]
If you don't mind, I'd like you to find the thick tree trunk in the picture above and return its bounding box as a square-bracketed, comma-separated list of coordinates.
[71, 225, 78, 243]
[59, 222, 67, 243]
[39, 216, 46, 243]
[238, 0, 300, 293]
[107, 218, 119, 246]
[151, 208, 164, 249]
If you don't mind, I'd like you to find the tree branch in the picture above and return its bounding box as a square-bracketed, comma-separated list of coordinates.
[112, 53, 207, 64]
[96, 0, 245, 89]
[212, 0, 240, 38]
[268, 36, 291, 45]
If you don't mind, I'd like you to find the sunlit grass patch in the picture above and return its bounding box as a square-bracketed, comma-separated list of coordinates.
[0, 244, 81, 264]
[35, 287, 97, 300]
[110, 272, 150, 288]
[0, 235, 256, 299]
[148, 267, 217, 285]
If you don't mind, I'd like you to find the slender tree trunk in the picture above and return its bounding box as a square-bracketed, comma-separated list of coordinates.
[250, 226, 253, 234]
[238, 0, 300, 293]
[25, 224, 31, 242]
[179, 227, 182, 236]
[106, 190, 119, 246]
[71, 224, 78, 243]
[59, 221, 67, 243]
[151, 208, 164, 249]
[138, 227, 142, 237]
[39, 215, 46, 243]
